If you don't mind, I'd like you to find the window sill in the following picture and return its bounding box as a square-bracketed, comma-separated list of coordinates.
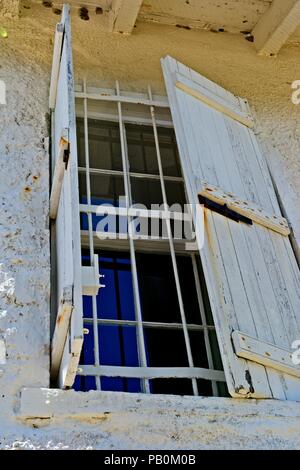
[18, 387, 300, 422]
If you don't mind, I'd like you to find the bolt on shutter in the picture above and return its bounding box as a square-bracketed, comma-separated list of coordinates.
[162, 56, 300, 400]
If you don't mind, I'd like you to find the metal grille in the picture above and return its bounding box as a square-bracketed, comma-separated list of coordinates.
[75, 81, 227, 396]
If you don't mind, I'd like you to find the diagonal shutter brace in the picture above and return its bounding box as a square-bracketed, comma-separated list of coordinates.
[49, 128, 70, 220]
[51, 285, 74, 380]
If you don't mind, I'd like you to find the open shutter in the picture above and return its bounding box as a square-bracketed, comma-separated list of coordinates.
[162, 56, 300, 400]
[49, 5, 83, 388]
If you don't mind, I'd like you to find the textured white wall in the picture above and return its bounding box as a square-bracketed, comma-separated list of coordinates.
[0, 7, 299, 449]
[0, 52, 50, 425]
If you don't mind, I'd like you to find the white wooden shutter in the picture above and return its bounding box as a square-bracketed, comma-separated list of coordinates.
[49, 5, 83, 388]
[162, 56, 300, 400]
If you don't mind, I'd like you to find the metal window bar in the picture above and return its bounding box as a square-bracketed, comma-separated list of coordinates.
[83, 317, 216, 331]
[191, 254, 219, 396]
[76, 110, 173, 128]
[116, 80, 150, 394]
[81, 231, 193, 255]
[75, 89, 169, 108]
[83, 79, 101, 390]
[79, 204, 192, 223]
[78, 166, 184, 183]
[77, 365, 226, 382]
[147, 85, 199, 397]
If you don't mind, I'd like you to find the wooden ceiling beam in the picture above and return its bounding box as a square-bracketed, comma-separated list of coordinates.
[252, 0, 300, 56]
[108, 0, 143, 34]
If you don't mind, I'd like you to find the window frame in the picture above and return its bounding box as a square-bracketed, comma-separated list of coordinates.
[74, 81, 226, 397]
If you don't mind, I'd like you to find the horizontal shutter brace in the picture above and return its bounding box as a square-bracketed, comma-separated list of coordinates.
[198, 180, 290, 236]
[232, 330, 300, 379]
[175, 72, 254, 129]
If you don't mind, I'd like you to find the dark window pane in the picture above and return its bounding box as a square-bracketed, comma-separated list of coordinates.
[126, 123, 182, 177]
[79, 174, 125, 232]
[165, 181, 186, 208]
[130, 179, 186, 211]
[150, 379, 193, 396]
[144, 328, 189, 367]
[126, 124, 158, 175]
[137, 253, 202, 325]
[217, 381, 229, 397]
[195, 255, 214, 326]
[73, 375, 96, 392]
[76, 118, 86, 168]
[79, 173, 124, 206]
[177, 256, 202, 325]
[99, 324, 140, 392]
[101, 377, 141, 393]
[196, 379, 213, 397]
[77, 118, 122, 171]
[209, 330, 224, 372]
[189, 331, 209, 369]
[137, 253, 182, 323]
[131, 178, 163, 208]
[98, 325, 139, 367]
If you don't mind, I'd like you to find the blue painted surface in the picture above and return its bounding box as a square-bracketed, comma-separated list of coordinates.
[80, 196, 127, 234]
[73, 252, 141, 392]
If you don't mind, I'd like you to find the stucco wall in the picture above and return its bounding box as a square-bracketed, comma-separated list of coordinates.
[0, 50, 50, 424]
[0, 6, 299, 449]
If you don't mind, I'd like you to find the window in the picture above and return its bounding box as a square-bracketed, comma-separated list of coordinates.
[50, 8, 300, 401]
[73, 98, 227, 397]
